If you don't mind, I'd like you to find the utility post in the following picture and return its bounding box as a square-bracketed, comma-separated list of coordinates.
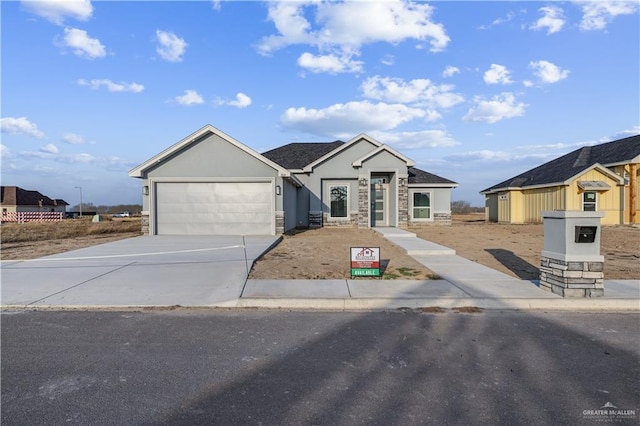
[75, 186, 83, 217]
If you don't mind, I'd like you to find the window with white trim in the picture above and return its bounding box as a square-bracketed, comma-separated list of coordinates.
[412, 191, 431, 220]
[329, 184, 349, 218]
[582, 191, 597, 211]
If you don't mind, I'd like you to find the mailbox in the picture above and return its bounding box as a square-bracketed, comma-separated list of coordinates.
[575, 226, 597, 243]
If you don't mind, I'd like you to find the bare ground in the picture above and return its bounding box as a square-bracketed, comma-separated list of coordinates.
[2, 215, 638, 280]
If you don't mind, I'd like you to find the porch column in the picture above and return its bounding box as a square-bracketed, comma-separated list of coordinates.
[358, 176, 369, 228]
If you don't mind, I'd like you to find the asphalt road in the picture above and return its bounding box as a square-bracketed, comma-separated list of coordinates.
[2, 309, 639, 425]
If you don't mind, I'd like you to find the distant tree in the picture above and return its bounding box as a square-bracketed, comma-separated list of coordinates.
[70, 202, 97, 212]
[451, 200, 472, 214]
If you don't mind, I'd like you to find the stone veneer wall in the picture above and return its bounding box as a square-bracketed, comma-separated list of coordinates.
[408, 212, 452, 226]
[275, 211, 285, 234]
[539, 255, 604, 297]
[322, 212, 358, 227]
[141, 212, 150, 234]
[398, 182, 408, 227]
[358, 180, 369, 228]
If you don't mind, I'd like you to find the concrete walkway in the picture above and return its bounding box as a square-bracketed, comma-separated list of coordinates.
[240, 228, 639, 311]
[1, 230, 638, 311]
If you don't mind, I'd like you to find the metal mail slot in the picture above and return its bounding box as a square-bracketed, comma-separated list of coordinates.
[575, 226, 597, 243]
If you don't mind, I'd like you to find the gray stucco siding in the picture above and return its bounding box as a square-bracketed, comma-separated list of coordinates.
[358, 150, 407, 171]
[145, 134, 279, 179]
[282, 179, 297, 231]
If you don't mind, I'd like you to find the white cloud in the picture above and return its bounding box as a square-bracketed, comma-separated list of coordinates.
[529, 60, 569, 84]
[211, 1, 221, 12]
[258, 1, 449, 73]
[281, 101, 426, 139]
[22, 0, 93, 25]
[381, 55, 394, 66]
[77, 78, 144, 93]
[156, 30, 187, 62]
[477, 11, 516, 30]
[444, 150, 549, 163]
[463, 93, 527, 124]
[59, 27, 106, 59]
[614, 125, 640, 137]
[1, 144, 11, 159]
[370, 129, 460, 150]
[297, 52, 363, 74]
[530, 6, 565, 34]
[20, 150, 96, 163]
[0, 117, 45, 138]
[40, 143, 59, 154]
[361, 76, 464, 110]
[579, 1, 639, 31]
[483, 64, 513, 85]
[523, 80, 534, 88]
[62, 132, 87, 144]
[228, 92, 252, 108]
[442, 66, 460, 78]
[174, 90, 204, 106]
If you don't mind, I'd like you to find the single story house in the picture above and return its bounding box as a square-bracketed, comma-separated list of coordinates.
[0, 186, 68, 213]
[129, 124, 458, 235]
[480, 134, 639, 225]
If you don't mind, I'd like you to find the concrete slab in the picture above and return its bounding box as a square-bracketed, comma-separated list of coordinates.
[348, 279, 468, 298]
[602, 280, 640, 299]
[243, 280, 350, 298]
[387, 238, 456, 256]
[1, 235, 279, 308]
[373, 227, 416, 238]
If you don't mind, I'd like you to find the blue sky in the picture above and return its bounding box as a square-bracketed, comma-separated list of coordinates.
[2, 0, 638, 208]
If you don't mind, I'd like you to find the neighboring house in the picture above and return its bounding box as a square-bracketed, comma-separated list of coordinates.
[480, 134, 639, 225]
[0, 186, 68, 213]
[129, 124, 458, 236]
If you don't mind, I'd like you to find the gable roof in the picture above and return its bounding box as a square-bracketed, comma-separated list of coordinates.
[481, 134, 639, 194]
[262, 141, 344, 169]
[409, 167, 458, 187]
[0, 186, 69, 206]
[129, 124, 294, 179]
[352, 144, 415, 168]
[302, 133, 384, 172]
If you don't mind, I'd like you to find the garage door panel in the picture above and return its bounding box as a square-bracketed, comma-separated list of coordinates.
[155, 182, 273, 235]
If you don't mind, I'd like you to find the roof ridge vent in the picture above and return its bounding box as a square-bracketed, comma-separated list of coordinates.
[573, 146, 592, 168]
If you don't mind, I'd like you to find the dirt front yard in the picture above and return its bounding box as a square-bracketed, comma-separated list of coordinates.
[250, 214, 640, 280]
[3, 215, 638, 281]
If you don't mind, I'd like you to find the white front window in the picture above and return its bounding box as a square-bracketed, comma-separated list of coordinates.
[412, 191, 431, 220]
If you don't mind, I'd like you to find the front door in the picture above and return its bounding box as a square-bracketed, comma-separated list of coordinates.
[371, 183, 388, 227]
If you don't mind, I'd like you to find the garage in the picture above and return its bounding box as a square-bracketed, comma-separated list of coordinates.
[154, 182, 274, 235]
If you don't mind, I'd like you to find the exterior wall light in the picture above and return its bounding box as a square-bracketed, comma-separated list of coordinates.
[275, 185, 281, 195]
[143, 185, 149, 195]
[399, 178, 406, 186]
[359, 177, 368, 186]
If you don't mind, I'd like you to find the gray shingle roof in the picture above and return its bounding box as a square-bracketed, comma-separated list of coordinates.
[262, 141, 457, 185]
[0, 186, 69, 206]
[481, 134, 640, 193]
[409, 167, 458, 185]
[262, 141, 344, 169]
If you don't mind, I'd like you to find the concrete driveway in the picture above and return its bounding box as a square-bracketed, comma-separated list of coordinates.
[1, 235, 280, 308]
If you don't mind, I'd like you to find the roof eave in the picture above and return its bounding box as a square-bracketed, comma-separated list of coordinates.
[409, 183, 458, 188]
[129, 124, 291, 178]
[351, 144, 415, 168]
[302, 133, 382, 172]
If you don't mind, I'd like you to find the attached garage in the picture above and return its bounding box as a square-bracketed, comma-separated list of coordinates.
[129, 125, 302, 236]
[154, 182, 274, 235]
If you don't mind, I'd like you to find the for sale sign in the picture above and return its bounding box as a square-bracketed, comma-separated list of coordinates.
[350, 247, 381, 277]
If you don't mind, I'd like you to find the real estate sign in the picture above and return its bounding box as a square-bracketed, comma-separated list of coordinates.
[350, 247, 380, 277]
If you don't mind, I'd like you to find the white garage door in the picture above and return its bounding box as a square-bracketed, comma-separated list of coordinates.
[155, 182, 274, 235]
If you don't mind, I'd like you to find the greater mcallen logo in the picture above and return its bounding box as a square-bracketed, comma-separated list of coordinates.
[582, 402, 637, 421]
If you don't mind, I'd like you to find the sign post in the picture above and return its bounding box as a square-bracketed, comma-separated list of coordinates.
[350, 247, 381, 277]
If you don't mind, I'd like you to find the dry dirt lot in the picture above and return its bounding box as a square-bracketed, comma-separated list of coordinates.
[250, 214, 640, 280]
[2, 215, 638, 280]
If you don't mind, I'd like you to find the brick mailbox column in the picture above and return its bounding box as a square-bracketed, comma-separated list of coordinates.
[540, 211, 605, 297]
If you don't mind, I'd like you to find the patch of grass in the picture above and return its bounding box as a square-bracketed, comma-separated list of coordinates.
[383, 272, 401, 280]
[1, 218, 142, 243]
[396, 267, 418, 277]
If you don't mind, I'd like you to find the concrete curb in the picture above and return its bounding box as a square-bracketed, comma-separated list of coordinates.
[236, 297, 640, 311]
